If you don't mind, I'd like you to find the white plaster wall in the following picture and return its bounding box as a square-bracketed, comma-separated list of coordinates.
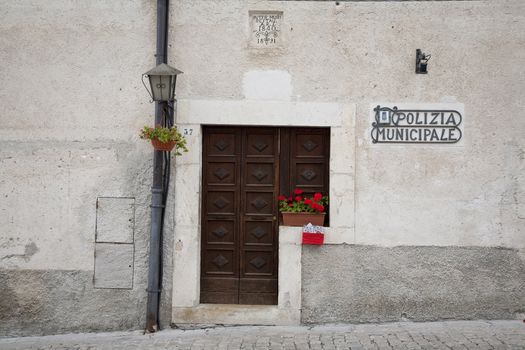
[170, 0, 525, 249]
[0, 1, 157, 270]
[0, 0, 522, 329]
[3, 0, 520, 272]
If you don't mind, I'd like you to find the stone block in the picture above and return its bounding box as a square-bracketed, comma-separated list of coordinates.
[330, 126, 355, 174]
[174, 164, 201, 227]
[176, 99, 345, 127]
[327, 172, 355, 237]
[94, 243, 134, 289]
[96, 197, 135, 243]
[172, 225, 201, 307]
[174, 124, 202, 165]
[278, 230, 302, 311]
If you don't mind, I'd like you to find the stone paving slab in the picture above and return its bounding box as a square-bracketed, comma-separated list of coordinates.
[0, 320, 524, 349]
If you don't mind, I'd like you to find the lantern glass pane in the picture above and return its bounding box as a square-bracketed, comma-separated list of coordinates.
[168, 76, 176, 100]
[160, 75, 169, 101]
[148, 74, 162, 101]
[171, 76, 177, 100]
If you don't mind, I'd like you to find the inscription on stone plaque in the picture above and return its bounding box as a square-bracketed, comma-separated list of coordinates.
[250, 11, 282, 47]
[371, 105, 463, 144]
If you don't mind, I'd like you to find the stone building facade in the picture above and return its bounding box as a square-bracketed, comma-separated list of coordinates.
[1, 0, 524, 336]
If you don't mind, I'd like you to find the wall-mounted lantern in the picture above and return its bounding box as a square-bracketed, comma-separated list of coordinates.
[416, 49, 431, 74]
[143, 63, 183, 102]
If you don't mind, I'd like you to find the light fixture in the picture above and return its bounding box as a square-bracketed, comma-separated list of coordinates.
[143, 63, 183, 102]
[416, 49, 431, 74]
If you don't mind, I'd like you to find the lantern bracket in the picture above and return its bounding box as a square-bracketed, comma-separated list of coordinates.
[142, 74, 154, 102]
[416, 49, 431, 74]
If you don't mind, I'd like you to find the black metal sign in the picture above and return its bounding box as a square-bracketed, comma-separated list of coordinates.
[371, 105, 463, 144]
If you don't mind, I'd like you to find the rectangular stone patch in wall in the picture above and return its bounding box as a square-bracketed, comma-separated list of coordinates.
[249, 11, 283, 47]
[95, 197, 135, 243]
[94, 243, 134, 289]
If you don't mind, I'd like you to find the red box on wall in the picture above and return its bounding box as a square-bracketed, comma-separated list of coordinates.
[302, 232, 324, 245]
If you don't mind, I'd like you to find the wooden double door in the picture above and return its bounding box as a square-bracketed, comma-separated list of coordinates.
[201, 126, 329, 305]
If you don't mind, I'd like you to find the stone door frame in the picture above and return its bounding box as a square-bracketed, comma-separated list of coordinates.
[170, 99, 355, 325]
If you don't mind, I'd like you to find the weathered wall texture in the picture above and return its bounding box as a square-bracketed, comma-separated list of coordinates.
[302, 245, 525, 323]
[1, 0, 524, 334]
[170, 0, 524, 248]
[0, 1, 175, 336]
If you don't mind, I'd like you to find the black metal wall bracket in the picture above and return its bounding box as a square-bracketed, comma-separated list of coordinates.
[416, 49, 431, 74]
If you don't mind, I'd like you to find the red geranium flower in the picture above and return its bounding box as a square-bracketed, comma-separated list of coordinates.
[304, 198, 312, 205]
[288, 203, 293, 207]
[317, 205, 325, 213]
[295, 196, 302, 202]
[313, 192, 323, 201]
[288, 196, 293, 202]
[294, 188, 303, 195]
[278, 195, 286, 201]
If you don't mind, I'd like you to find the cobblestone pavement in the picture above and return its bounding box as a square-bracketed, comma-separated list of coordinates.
[0, 321, 524, 350]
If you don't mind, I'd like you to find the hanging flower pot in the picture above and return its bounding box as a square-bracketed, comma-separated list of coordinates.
[151, 139, 176, 152]
[139, 125, 188, 155]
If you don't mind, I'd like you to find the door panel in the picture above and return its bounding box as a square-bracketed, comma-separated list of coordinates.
[295, 133, 326, 158]
[290, 128, 330, 199]
[239, 128, 278, 304]
[295, 163, 326, 187]
[207, 162, 237, 185]
[244, 220, 273, 245]
[239, 128, 279, 304]
[207, 132, 237, 156]
[200, 277, 239, 304]
[206, 191, 236, 215]
[201, 126, 278, 305]
[244, 191, 274, 215]
[245, 162, 274, 186]
[245, 132, 276, 157]
[205, 219, 235, 244]
[201, 127, 241, 304]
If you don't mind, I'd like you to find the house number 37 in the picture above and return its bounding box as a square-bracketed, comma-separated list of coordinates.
[183, 128, 193, 136]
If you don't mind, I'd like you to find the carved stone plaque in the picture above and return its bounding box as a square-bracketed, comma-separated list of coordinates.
[250, 11, 283, 47]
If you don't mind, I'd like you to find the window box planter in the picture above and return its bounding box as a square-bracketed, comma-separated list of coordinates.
[281, 212, 326, 227]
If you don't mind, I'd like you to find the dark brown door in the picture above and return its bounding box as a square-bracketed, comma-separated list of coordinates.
[201, 127, 279, 305]
[200, 126, 330, 305]
[279, 128, 331, 224]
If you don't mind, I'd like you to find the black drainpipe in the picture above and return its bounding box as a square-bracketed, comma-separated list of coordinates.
[146, 0, 169, 333]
